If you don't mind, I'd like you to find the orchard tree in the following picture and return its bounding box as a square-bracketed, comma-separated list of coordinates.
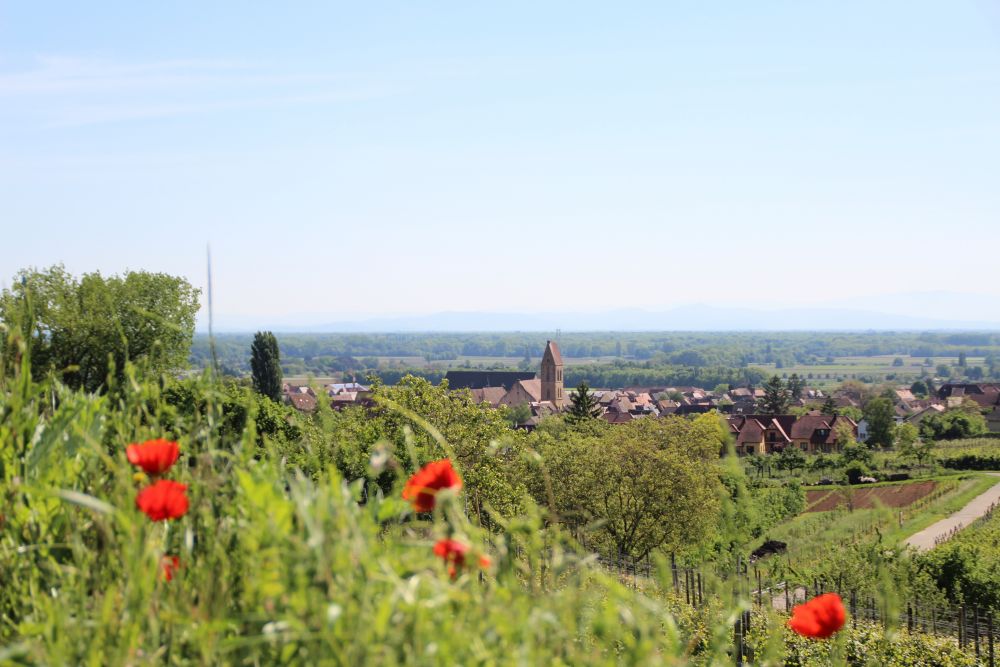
[250, 331, 283, 402]
[0, 265, 199, 392]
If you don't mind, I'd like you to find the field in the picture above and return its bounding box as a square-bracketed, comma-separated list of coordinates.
[804, 480, 938, 512]
[756, 474, 997, 579]
[749, 355, 987, 388]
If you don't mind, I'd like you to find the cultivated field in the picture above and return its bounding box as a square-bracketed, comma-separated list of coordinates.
[804, 481, 937, 512]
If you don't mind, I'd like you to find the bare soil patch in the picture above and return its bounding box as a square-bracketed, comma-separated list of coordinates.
[804, 480, 937, 512]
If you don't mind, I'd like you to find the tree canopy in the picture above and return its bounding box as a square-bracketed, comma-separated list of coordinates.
[1, 265, 199, 392]
[250, 331, 283, 402]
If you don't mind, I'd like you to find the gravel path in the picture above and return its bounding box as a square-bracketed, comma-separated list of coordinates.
[904, 473, 1000, 551]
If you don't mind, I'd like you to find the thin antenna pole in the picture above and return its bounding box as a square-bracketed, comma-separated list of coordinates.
[207, 245, 219, 377]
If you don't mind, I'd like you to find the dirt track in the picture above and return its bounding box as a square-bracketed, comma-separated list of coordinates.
[804, 481, 937, 512]
[905, 474, 1000, 551]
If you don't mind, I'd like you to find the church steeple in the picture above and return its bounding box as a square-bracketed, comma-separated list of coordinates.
[540, 340, 564, 408]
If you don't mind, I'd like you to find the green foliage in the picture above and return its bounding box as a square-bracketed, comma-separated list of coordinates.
[863, 397, 896, 448]
[748, 616, 977, 666]
[504, 401, 532, 426]
[916, 510, 1000, 615]
[328, 375, 528, 523]
[526, 414, 724, 559]
[758, 375, 790, 415]
[565, 381, 601, 424]
[0, 264, 199, 392]
[776, 446, 806, 472]
[919, 410, 988, 441]
[787, 373, 805, 399]
[250, 330, 283, 402]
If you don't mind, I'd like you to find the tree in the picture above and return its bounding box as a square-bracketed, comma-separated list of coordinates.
[776, 446, 806, 473]
[250, 331, 283, 402]
[0, 265, 200, 392]
[919, 410, 988, 441]
[333, 375, 528, 523]
[529, 415, 722, 559]
[820, 396, 837, 416]
[862, 397, 895, 448]
[757, 375, 789, 415]
[892, 357, 904, 367]
[833, 421, 856, 451]
[894, 422, 919, 451]
[787, 373, 805, 400]
[566, 381, 602, 424]
[910, 380, 928, 398]
[505, 402, 532, 427]
[958, 351, 967, 367]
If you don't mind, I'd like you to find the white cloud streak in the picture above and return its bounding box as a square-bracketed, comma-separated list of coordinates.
[0, 55, 404, 126]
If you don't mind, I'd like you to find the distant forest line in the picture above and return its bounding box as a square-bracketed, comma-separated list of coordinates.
[190, 331, 1000, 389]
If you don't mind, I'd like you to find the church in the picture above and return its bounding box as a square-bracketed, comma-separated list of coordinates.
[444, 340, 565, 414]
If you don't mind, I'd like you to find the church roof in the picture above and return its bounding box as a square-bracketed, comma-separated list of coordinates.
[542, 340, 563, 366]
[445, 370, 536, 391]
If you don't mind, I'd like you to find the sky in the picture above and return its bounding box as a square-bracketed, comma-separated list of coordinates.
[2, 2, 1000, 329]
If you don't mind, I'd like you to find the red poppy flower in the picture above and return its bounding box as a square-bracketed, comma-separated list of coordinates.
[788, 593, 846, 639]
[136, 480, 189, 521]
[161, 555, 181, 582]
[433, 538, 490, 578]
[402, 459, 462, 512]
[126, 438, 180, 475]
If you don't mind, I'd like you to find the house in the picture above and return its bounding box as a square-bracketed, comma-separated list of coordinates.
[287, 392, 317, 412]
[469, 387, 507, 407]
[500, 378, 542, 407]
[788, 414, 857, 454]
[728, 413, 858, 456]
[907, 404, 945, 426]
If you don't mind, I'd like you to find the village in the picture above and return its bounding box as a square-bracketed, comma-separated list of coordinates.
[282, 340, 1000, 456]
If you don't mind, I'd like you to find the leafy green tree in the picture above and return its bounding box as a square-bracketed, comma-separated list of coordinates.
[837, 405, 863, 422]
[910, 380, 928, 397]
[919, 410, 988, 441]
[820, 396, 837, 416]
[0, 265, 199, 392]
[776, 446, 806, 473]
[757, 375, 789, 415]
[958, 351, 967, 367]
[332, 375, 527, 523]
[841, 441, 874, 467]
[250, 331, 283, 402]
[833, 421, 856, 451]
[566, 381, 602, 424]
[862, 397, 895, 448]
[894, 422, 919, 451]
[528, 414, 723, 559]
[505, 402, 532, 426]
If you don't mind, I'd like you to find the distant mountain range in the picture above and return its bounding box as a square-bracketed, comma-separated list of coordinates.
[208, 295, 1000, 333]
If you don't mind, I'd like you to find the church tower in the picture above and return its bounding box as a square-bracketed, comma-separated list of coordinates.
[540, 340, 564, 408]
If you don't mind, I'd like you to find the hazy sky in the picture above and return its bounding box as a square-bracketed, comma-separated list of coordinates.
[3, 2, 1000, 326]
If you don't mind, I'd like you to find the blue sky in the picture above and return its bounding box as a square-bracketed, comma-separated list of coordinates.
[2, 2, 1000, 328]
